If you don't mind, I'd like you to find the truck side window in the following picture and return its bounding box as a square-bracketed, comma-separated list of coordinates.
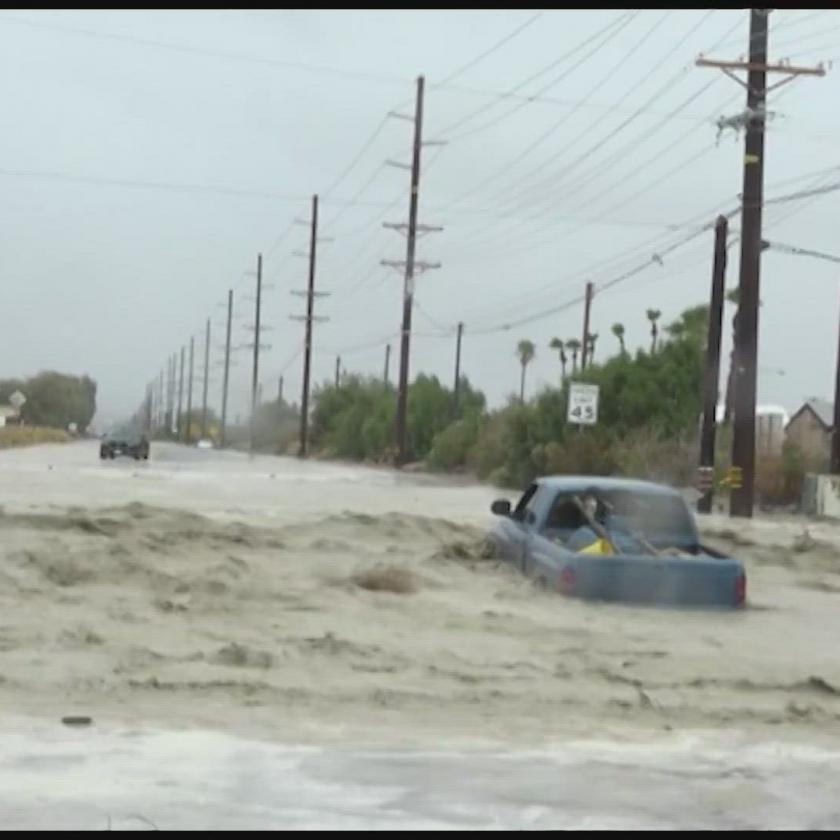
[512, 483, 538, 521]
[545, 495, 585, 531]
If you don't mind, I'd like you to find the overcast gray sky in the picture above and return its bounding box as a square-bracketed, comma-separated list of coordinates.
[2, 8, 839, 427]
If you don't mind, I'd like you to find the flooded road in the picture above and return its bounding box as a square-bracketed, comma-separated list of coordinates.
[3, 718, 840, 830]
[1, 441, 839, 828]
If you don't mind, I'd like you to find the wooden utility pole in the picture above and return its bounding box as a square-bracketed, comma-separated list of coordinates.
[298, 196, 318, 458]
[292, 196, 331, 458]
[171, 353, 178, 432]
[581, 282, 594, 371]
[185, 336, 194, 443]
[163, 357, 171, 434]
[145, 383, 153, 435]
[698, 216, 729, 514]
[453, 321, 464, 411]
[381, 75, 443, 464]
[167, 356, 174, 434]
[201, 318, 211, 440]
[220, 289, 233, 448]
[697, 10, 825, 518]
[384, 343, 391, 386]
[158, 370, 165, 431]
[250, 254, 263, 455]
[177, 346, 185, 438]
[395, 76, 424, 466]
[832, 295, 840, 474]
[335, 355, 341, 388]
[171, 353, 178, 430]
[278, 376, 284, 404]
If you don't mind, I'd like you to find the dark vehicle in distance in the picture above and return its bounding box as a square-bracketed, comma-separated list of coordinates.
[100, 426, 149, 461]
[487, 476, 746, 609]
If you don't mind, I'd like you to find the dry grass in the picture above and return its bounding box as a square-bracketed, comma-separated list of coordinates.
[610, 428, 699, 486]
[0, 426, 71, 450]
[351, 565, 419, 595]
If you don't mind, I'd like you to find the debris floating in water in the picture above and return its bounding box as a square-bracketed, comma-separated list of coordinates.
[61, 715, 92, 727]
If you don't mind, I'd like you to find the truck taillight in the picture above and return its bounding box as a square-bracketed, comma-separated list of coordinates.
[559, 566, 576, 591]
[735, 572, 746, 605]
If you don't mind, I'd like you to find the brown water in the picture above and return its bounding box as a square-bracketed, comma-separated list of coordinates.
[1, 441, 839, 828]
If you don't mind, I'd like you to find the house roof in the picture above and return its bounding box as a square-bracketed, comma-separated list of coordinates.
[788, 398, 833, 431]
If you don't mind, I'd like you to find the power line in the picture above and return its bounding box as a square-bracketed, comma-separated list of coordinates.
[451, 82, 732, 257]
[427, 14, 743, 247]
[0, 165, 431, 208]
[0, 13, 414, 87]
[321, 116, 390, 202]
[322, 163, 385, 232]
[440, 11, 716, 216]
[462, 71, 720, 237]
[435, 11, 546, 86]
[465, 160, 840, 340]
[764, 240, 840, 264]
[433, 10, 637, 140]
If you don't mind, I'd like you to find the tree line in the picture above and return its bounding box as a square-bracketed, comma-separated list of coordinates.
[0, 371, 97, 433]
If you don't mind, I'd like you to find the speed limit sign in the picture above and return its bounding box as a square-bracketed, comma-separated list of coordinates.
[567, 382, 599, 426]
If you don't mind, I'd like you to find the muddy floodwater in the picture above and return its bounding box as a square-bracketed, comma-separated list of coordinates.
[1, 442, 839, 829]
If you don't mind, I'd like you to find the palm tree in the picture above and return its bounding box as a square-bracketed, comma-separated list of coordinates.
[516, 340, 536, 402]
[565, 338, 582, 375]
[611, 323, 626, 357]
[646, 309, 661, 354]
[548, 337, 567, 381]
[587, 332, 599, 365]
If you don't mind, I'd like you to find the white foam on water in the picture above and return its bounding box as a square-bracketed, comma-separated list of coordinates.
[2, 719, 839, 830]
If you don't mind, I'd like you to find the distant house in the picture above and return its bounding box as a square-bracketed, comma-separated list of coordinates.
[0, 404, 21, 428]
[706, 403, 788, 454]
[786, 398, 833, 467]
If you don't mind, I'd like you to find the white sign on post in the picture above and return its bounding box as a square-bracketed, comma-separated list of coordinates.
[567, 382, 599, 426]
[9, 390, 26, 410]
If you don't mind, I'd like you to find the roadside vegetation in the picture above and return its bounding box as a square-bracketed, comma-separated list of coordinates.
[0, 426, 72, 449]
[1, 372, 97, 433]
[306, 301, 811, 506]
[0, 372, 95, 450]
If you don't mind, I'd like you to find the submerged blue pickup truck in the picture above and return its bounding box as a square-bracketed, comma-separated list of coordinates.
[487, 476, 746, 609]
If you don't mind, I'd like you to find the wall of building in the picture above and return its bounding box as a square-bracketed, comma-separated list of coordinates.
[786, 410, 830, 469]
